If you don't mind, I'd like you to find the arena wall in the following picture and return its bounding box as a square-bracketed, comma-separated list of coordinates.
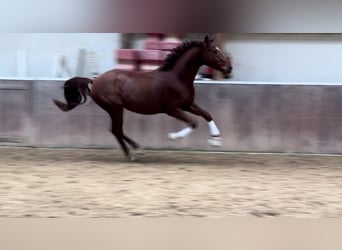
[1, 79, 342, 154]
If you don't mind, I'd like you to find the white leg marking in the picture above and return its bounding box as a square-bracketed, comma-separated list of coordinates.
[208, 120, 222, 147]
[168, 127, 193, 140]
[208, 120, 220, 136]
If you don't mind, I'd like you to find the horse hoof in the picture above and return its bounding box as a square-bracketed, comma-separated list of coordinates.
[134, 148, 145, 156]
[208, 137, 222, 147]
[128, 155, 136, 162]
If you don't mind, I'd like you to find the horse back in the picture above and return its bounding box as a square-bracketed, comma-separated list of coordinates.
[91, 69, 174, 114]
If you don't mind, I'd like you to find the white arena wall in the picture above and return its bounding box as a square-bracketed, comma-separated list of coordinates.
[0, 33, 121, 78]
[1, 33, 342, 84]
[225, 34, 342, 83]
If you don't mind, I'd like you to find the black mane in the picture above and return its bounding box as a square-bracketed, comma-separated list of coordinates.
[159, 40, 203, 71]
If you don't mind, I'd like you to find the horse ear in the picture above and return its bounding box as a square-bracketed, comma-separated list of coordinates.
[204, 34, 215, 46]
[204, 35, 209, 45]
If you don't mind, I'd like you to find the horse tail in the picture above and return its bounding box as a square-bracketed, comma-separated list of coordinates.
[53, 77, 92, 112]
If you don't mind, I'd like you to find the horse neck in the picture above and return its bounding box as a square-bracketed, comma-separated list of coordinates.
[172, 47, 202, 84]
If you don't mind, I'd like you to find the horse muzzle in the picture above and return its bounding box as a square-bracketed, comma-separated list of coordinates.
[222, 66, 233, 78]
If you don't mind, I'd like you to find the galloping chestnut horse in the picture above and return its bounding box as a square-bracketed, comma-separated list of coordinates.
[53, 35, 233, 159]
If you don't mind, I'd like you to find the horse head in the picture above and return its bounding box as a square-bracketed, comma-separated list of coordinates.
[201, 35, 233, 77]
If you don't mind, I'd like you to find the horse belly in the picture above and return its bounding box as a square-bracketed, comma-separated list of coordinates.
[120, 77, 164, 114]
[123, 98, 163, 115]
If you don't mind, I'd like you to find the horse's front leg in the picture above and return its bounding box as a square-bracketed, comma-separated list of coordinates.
[185, 102, 222, 147]
[166, 108, 198, 140]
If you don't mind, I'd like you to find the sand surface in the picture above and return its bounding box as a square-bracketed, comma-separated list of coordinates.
[1, 147, 342, 218]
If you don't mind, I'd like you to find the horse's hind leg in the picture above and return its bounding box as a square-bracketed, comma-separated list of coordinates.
[109, 109, 132, 160]
[122, 134, 140, 149]
[185, 102, 222, 147]
[123, 134, 144, 157]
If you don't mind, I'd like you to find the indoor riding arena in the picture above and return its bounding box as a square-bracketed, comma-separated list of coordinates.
[1, 33, 342, 218]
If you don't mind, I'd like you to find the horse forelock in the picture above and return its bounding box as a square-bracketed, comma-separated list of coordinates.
[159, 40, 203, 71]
